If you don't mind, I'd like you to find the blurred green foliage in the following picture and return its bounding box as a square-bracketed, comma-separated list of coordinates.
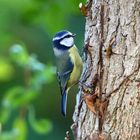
[0, 0, 85, 139]
[0, 44, 54, 140]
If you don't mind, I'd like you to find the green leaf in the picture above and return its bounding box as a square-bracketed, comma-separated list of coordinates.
[0, 107, 11, 124]
[0, 131, 17, 140]
[10, 44, 29, 66]
[0, 58, 14, 81]
[30, 65, 55, 90]
[28, 106, 52, 134]
[28, 54, 45, 71]
[3, 87, 38, 109]
[13, 117, 27, 140]
[12, 90, 38, 108]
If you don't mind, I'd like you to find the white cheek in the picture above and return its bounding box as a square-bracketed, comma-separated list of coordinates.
[60, 37, 74, 47]
[53, 47, 63, 56]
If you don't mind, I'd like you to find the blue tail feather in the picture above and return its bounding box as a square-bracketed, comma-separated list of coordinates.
[61, 90, 68, 116]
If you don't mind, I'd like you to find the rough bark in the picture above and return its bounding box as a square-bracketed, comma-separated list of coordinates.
[72, 0, 140, 140]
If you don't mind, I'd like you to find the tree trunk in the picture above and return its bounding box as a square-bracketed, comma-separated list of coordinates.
[71, 0, 140, 140]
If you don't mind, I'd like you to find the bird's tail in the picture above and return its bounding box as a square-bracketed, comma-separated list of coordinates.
[61, 90, 68, 116]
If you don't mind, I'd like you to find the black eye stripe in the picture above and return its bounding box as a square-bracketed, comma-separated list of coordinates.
[66, 35, 71, 38]
[59, 35, 72, 41]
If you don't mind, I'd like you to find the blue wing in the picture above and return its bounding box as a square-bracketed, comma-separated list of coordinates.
[57, 56, 74, 95]
[56, 55, 74, 116]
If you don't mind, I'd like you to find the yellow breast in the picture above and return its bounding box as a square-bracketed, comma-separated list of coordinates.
[67, 45, 83, 88]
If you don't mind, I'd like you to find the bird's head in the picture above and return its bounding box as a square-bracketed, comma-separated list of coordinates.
[52, 30, 76, 52]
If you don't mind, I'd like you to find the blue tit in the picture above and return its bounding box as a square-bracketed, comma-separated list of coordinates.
[52, 30, 83, 116]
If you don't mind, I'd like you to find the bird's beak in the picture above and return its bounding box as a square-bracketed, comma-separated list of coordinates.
[72, 33, 76, 37]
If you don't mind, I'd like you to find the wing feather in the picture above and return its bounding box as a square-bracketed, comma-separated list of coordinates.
[56, 54, 74, 95]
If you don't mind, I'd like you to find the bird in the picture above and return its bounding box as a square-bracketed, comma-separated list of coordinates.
[52, 30, 83, 116]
